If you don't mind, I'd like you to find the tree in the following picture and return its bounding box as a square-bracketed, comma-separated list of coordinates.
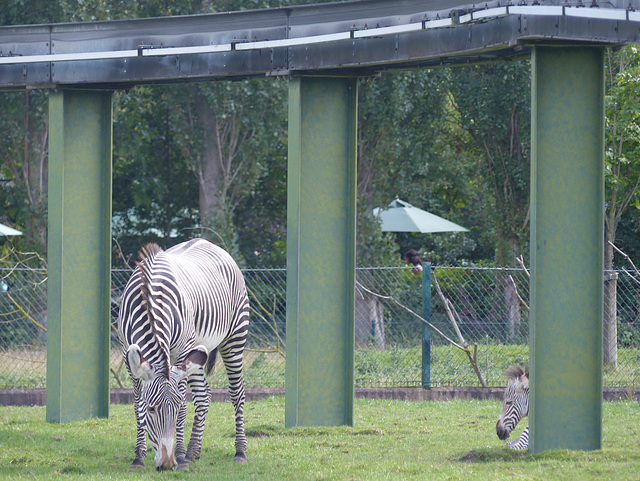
[0, 0, 177, 255]
[112, 85, 199, 257]
[603, 45, 640, 367]
[448, 61, 531, 267]
[356, 70, 483, 266]
[447, 61, 531, 340]
[0, 0, 74, 253]
[356, 74, 407, 267]
[0, 88, 49, 253]
[156, 80, 286, 263]
[0, 0, 68, 25]
[232, 94, 289, 266]
[605, 46, 640, 269]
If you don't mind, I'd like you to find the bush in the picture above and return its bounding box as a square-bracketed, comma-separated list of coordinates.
[617, 320, 640, 348]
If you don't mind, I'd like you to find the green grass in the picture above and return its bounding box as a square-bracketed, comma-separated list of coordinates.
[1, 397, 639, 480]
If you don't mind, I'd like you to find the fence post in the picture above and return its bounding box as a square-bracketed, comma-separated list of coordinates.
[422, 262, 432, 387]
[603, 271, 618, 368]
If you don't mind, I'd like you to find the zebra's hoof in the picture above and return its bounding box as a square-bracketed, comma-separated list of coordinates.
[233, 453, 248, 465]
[129, 458, 145, 469]
[185, 451, 200, 462]
[176, 458, 190, 471]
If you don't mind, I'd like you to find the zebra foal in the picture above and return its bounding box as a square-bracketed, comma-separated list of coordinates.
[496, 365, 530, 450]
[117, 239, 250, 471]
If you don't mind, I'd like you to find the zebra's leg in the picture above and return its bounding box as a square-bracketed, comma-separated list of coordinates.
[130, 377, 147, 468]
[219, 340, 248, 464]
[506, 426, 529, 450]
[175, 393, 189, 470]
[185, 368, 210, 463]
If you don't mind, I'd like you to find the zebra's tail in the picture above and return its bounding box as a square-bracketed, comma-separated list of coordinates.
[205, 348, 218, 376]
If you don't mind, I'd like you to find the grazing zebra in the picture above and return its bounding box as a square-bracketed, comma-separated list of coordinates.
[117, 239, 250, 471]
[496, 365, 529, 450]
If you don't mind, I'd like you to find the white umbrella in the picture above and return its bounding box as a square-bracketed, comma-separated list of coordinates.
[0, 223, 22, 236]
[373, 198, 468, 233]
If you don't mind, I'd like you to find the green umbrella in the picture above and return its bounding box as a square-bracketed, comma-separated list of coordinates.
[373, 198, 468, 233]
[0, 223, 22, 236]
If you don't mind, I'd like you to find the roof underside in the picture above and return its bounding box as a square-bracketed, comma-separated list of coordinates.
[1, 0, 640, 89]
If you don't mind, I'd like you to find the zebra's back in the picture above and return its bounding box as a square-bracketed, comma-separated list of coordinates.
[118, 238, 249, 364]
[166, 239, 248, 349]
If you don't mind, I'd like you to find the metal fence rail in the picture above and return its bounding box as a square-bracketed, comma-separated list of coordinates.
[1, 265, 638, 389]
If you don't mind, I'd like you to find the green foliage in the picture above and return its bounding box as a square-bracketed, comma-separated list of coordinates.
[604, 46, 640, 267]
[357, 70, 451, 209]
[614, 212, 640, 263]
[112, 85, 200, 255]
[357, 69, 493, 265]
[186, 79, 288, 264]
[0, 0, 68, 25]
[0, 90, 48, 253]
[0, 2, 537, 267]
[356, 197, 397, 267]
[113, 76, 286, 263]
[617, 320, 640, 348]
[448, 61, 531, 266]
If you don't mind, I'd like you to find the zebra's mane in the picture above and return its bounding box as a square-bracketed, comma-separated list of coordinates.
[504, 365, 529, 381]
[136, 243, 171, 378]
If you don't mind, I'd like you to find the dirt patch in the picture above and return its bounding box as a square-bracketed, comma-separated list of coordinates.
[460, 451, 479, 463]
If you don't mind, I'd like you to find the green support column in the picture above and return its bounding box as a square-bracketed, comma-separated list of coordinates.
[530, 47, 604, 452]
[285, 76, 357, 427]
[47, 90, 113, 423]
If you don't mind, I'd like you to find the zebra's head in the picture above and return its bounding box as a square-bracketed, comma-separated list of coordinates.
[127, 343, 208, 471]
[496, 365, 529, 441]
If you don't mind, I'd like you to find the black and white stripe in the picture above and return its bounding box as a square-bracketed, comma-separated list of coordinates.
[496, 365, 529, 450]
[118, 239, 250, 470]
[506, 426, 529, 450]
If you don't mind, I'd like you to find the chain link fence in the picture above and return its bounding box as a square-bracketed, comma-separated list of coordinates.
[0, 267, 48, 389]
[1, 265, 639, 390]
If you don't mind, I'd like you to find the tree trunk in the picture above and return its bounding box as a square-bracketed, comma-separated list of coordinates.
[3, 90, 49, 251]
[495, 235, 522, 342]
[192, 86, 226, 242]
[355, 294, 385, 349]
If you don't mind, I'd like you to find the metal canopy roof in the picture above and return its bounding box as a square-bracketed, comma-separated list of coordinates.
[1, 0, 639, 89]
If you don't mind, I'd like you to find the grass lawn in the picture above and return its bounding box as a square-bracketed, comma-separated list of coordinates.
[1, 397, 639, 480]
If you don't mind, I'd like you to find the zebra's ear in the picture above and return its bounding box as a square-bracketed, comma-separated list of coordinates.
[520, 373, 529, 390]
[177, 345, 208, 380]
[127, 344, 154, 382]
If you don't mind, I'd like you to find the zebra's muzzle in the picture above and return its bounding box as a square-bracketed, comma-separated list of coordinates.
[496, 419, 511, 440]
[155, 441, 177, 471]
